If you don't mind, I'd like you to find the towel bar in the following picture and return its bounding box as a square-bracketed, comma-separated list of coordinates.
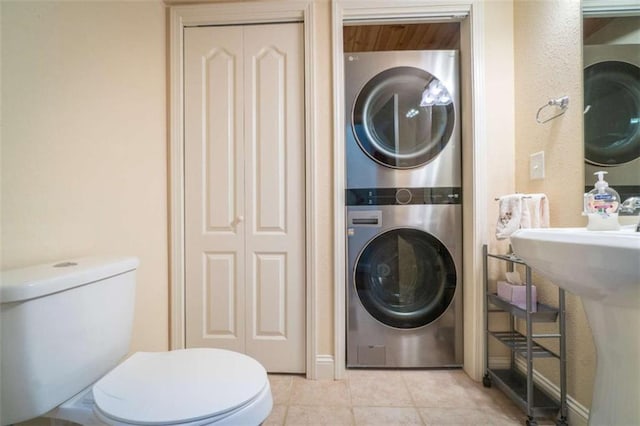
[494, 195, 533, 201]
[536, 96, 569, 124]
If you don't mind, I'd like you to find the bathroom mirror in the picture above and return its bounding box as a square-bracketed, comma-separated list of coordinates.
[582, 2, 640, 215]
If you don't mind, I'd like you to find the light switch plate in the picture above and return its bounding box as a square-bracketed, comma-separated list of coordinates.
[530, 151, 545, 180]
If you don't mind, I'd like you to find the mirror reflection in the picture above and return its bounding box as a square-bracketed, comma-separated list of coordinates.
[583, 15, 640, 215]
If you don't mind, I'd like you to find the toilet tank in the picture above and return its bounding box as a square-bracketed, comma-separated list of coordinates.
[0, 256, 138, 426]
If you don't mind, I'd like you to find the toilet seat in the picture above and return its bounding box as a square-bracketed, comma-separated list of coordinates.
[92, 348, 272, 425]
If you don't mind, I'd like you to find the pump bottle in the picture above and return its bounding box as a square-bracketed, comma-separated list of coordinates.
[583, 171, 620, 231]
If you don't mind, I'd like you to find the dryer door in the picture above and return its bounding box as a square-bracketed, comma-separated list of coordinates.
[352, 66, 455, 169]
[584, 60, 640, 166]
[354, 228, 456, 329]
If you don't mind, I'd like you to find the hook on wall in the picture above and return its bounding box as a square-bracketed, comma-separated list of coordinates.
[536, 96, 569, 124]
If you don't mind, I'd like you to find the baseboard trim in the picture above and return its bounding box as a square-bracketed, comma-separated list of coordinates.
[315, 355, 335, 380]
[488, 356, 511, 369]
[488, 356, 589, 425]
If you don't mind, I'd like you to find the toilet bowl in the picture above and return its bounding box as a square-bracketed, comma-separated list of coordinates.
[0, 257, 273, 426]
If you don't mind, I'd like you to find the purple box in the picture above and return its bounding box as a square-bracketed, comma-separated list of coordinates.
[497, 281, 537, 312]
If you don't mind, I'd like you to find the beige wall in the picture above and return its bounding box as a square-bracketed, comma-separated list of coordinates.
[484, 0, 516, 255]
[514, 0, 594, 412]
[1, 0, 169, 353]
[481, 0, 517, 364]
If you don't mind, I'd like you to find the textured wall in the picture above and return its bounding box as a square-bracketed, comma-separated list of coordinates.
[514, 0, 594, 411]
[484, 1, 516, 254]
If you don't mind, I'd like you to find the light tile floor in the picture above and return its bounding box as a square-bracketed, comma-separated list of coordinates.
[265, 369, 540, 425]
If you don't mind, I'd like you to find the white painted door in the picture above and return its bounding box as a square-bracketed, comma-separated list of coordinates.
[184, 23, 305, 373]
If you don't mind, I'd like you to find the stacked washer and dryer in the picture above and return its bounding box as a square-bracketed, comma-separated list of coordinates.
[345, 50, 463, 368]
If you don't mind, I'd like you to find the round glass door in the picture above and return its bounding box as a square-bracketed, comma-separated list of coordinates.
[352, 66, 455, 169]
[584, 61, 640, 166]
[354, 228, 457, 329]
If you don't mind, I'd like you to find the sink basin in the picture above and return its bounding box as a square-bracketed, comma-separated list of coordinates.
[511, 226, 640, 307]
[511, 226, 640, 425]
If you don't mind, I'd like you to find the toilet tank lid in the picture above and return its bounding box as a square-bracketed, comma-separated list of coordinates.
[0, 256, 139, 303]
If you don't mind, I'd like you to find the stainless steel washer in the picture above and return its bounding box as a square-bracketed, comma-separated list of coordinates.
[584, 44, 640, 202]
[346, 187, 463, 368]
[345, 50, 460, 189]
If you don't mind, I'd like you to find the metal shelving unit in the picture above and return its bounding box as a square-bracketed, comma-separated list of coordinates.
[482, 245, 568, 426]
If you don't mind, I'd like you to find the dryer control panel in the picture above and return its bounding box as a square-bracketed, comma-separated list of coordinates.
[346, 187, 462, 206]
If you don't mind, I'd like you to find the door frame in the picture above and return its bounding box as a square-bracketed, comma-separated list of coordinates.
[332, 1, 488, 380]
[169, 1, 318, 378]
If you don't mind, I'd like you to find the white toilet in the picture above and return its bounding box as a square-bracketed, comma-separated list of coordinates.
[0, 256, 273, 426]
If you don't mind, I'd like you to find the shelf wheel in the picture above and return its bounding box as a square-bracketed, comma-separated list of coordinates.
[525, 416, 538, 426]
[482, 373, 492, 388]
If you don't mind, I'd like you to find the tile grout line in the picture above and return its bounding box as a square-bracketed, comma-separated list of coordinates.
[345, 373, 356, 425]
[399, 371, 428, 425]
[281, 375, 292, 426]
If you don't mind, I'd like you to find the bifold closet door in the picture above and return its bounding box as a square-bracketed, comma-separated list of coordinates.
[184, 23, 305, 373]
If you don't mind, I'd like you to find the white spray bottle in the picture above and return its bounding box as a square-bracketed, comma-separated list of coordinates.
[583, 171, 620, 231]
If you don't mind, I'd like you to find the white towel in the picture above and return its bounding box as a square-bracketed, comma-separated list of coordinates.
[520, 198, 532, 229]
[524, 194, 549, 228]
[496, 194, 524, 240]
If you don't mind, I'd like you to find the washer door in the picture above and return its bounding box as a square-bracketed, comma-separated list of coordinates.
[354, 228, 457, 329]
[352, 66, 455, 169]
[584, 60, 640, 166]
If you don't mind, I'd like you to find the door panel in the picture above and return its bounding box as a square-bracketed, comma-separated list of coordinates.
[204, 252, 238, 337]
[243, 24, 305, 372]
[205, 49, 239, 232]
[253, 252, 287, 337]
[252, 46, 286, 233]
[185, 26, 245, 353]
[184, 23, 305, 373]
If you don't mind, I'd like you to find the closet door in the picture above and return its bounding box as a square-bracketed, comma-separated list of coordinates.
[185, 26, 246, 355]
[184, 23, 305, 373]
[242, 24, 305, 372]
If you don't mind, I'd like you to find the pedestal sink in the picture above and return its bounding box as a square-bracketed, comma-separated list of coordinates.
[510, 226, 640, 426]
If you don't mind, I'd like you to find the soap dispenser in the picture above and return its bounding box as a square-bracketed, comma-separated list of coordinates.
[583, 171, 621, 231]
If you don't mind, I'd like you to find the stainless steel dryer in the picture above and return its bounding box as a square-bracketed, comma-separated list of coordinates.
[584, 44, 640, 202]
[345, 50, 460, 189]
[346, 187, 463, 368]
